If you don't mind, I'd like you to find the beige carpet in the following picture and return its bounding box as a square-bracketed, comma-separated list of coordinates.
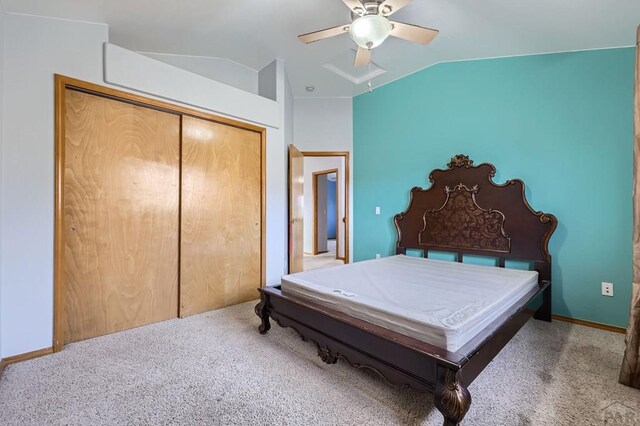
[304, 240, 344, 271]
[1, 301, 639, 425]
[303, 253, 344, 271]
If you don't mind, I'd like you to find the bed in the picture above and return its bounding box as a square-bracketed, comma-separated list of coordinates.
[255, 154, 557, 425]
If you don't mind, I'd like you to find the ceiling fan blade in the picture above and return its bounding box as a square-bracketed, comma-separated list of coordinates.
[378, 0, 411, 16]
[354, 47, 371, 67]
[341, 0, 365, 15]
[390, 21, 439, 44]
[298, 24, 350, 44]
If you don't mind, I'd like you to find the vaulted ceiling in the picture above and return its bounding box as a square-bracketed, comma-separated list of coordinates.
[5, 0, 640, 97]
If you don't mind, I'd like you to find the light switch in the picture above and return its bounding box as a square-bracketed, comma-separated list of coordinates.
[375, 206, 380, 215]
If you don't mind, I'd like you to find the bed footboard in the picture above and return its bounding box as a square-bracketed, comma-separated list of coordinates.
[256, 279, 550, 426]
[256, 286, 473, 425]
[256, 286, 464, 391]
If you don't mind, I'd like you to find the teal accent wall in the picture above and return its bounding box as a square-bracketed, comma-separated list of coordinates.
[353, 48, 635, 327]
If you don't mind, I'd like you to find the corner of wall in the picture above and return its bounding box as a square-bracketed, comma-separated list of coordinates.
[283, 64, 294, 273]
[257, 57, 288, 283]
[258, 60, 278, 102]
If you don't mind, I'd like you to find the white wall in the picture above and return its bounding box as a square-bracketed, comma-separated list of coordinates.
[258, 60, 277, 102]
[1, 14, 108, 359]
[0, 1, 5, 360]
[262, 58, 287, 287]
[141, 52, 258, 94]
[293, 98, 353, 261]
[284, 79, 293, 148]
[283, 71, 294, 272]
[303, 157, 346, 258]
[0, 13, 288, 358]
[293, 98, 353, 152]
[105, 44, 278, 128]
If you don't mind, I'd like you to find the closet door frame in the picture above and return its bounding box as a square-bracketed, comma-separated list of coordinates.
[54, 75, 266, 352]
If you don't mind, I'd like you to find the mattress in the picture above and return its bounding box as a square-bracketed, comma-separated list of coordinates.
[281, 255, 539, 353]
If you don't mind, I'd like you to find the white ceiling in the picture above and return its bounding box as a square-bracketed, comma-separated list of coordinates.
[5, 0, 640, 98]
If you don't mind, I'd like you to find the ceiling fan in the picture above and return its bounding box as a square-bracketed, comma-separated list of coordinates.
[298, 0, 439, 68]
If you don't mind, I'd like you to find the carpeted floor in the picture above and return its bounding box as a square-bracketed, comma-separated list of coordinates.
[1, 301, 639, 425]
[303, 252, 344, 271]
[303, 239, 344, 271]
[303, 251, 344, 271]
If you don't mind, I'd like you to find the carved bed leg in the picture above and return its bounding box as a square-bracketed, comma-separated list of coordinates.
[534, 284, 552, 322]
[317, 345, 338, 364]
[434, 367, 471, 426]
[254, 291, 271, 334]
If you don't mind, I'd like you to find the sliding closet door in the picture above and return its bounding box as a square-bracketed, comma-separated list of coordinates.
[63, 90, 180, 344]
[180, 116, 262, 317]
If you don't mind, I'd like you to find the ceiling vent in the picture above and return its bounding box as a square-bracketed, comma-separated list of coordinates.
[323, 49, 386, 85]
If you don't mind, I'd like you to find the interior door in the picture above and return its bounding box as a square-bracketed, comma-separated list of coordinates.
[314, 173, 329, 254]
[289, 145, 305, 273]
[63, 89, 180, 344]
[180, 116, 262, 317]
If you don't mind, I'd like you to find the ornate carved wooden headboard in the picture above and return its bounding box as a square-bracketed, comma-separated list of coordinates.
[394, 155, 557, 279]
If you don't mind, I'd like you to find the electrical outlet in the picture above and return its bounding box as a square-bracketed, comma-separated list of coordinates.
[375, 206, 381, 215]
[375, 253, 381, 259]
[601, 282, 614, 297]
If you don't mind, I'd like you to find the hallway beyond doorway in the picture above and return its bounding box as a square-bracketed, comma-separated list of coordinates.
[303, 239, 343, 271]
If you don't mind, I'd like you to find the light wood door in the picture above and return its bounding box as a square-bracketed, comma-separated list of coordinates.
[180, 116, 262, 317]
[314, 173, 328, 254]
[63, 90, 180, 344]
[289, 144, 304, 273]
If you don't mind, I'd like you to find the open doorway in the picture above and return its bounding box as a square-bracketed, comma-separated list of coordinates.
[307, 169, 341, 271]
[288, 145, 349, 273]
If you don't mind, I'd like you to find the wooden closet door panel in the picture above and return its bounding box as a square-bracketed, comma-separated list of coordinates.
[64, 90, 180, 343]
[180, 116, 262, 317]
[288, 145, 304, 273]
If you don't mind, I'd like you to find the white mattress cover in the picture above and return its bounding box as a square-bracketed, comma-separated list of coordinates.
[281, 255, 538, 353]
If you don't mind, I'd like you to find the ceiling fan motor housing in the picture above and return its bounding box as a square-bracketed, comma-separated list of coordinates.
[351, 1, 388, 20]
[349, 2, 393, 49]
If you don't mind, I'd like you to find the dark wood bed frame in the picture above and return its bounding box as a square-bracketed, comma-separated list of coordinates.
[256, 154, 557, 425]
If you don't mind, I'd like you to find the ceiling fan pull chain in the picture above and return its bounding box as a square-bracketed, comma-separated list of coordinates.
[367, 60, 374, 93]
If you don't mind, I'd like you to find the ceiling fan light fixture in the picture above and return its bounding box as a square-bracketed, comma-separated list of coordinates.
[348, 14, 392, 49]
